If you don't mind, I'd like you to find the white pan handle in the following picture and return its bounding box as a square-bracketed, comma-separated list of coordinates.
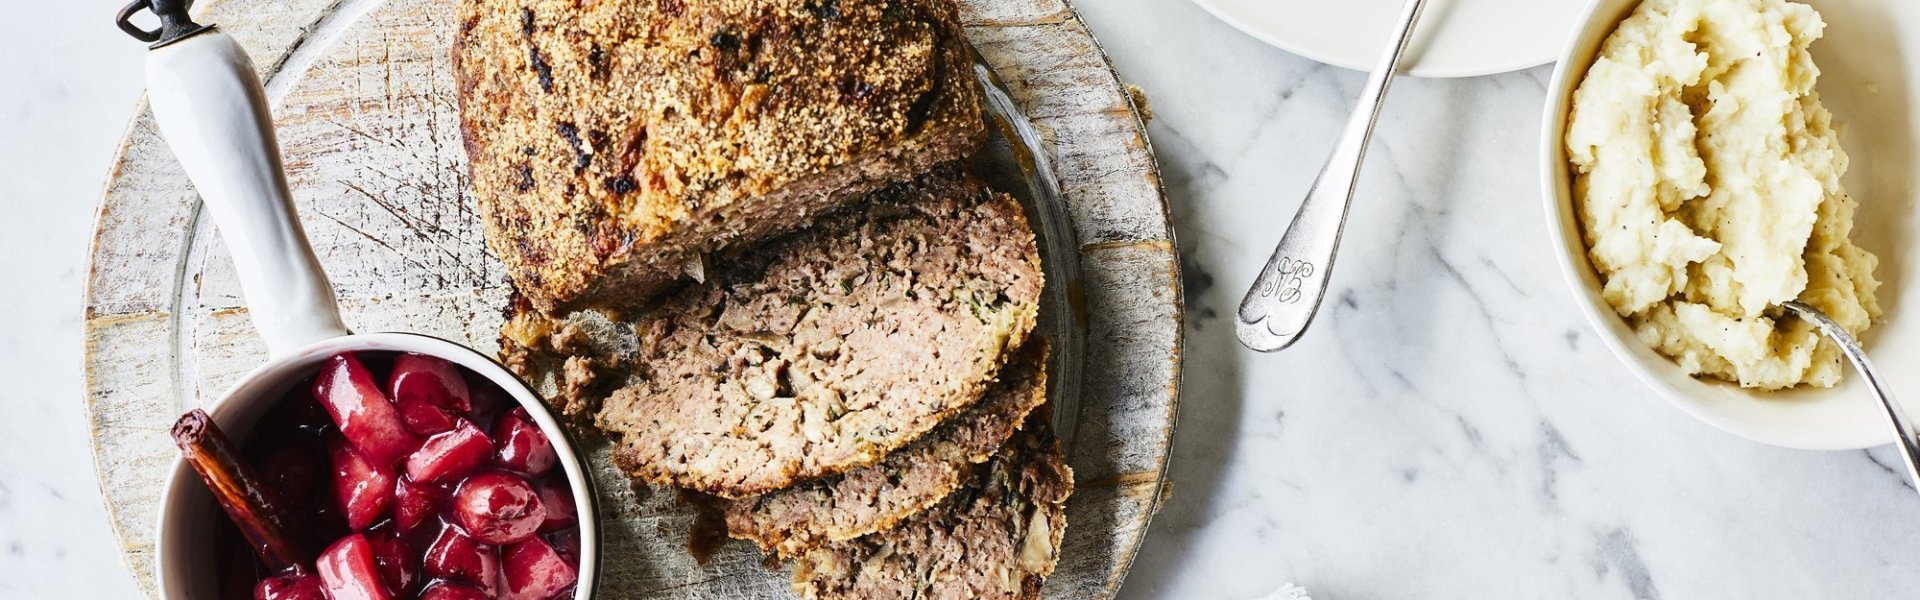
[145, 29, 349, 357]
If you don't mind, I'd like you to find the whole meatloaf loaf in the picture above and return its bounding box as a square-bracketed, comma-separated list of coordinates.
[791, 421, 1072, 600]
[597, 167, 1043, 498]
[721, 341, 1049, 559]
[453, 0, 987, 312]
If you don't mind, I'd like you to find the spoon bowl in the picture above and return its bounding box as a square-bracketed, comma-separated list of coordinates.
[1237, 0, 1430, 352]
[1773, 301, 1920, 489]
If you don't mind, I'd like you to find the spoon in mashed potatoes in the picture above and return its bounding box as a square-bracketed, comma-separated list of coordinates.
[1773, 301, 1920, 491]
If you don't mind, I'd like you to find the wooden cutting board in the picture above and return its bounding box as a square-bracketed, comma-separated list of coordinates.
[83, 0, 1181, 597]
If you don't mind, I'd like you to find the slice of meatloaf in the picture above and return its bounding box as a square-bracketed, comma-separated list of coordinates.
[596, 167, 1043, 498]
[722, 341, 1049, 559]
[791, 421, 1072, 600]
[453, 0, 986, 313]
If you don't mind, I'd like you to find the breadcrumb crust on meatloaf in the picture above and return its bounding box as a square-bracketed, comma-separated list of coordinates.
[791, 420, 1071, 600]
[595, 167, 1042, 498]
[722, 341, 1049, 559]
[454, 0, 986, 312]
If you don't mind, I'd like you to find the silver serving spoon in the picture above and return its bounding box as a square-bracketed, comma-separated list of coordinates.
[1237, 0, 1428, 352]
[1775, 301, 1920, 492]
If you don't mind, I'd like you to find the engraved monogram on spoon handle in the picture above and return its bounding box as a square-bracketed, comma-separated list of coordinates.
[1237, 0, 1428, 352]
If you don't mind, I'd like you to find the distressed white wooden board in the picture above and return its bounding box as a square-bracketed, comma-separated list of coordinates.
[84, 0, 1182, 597]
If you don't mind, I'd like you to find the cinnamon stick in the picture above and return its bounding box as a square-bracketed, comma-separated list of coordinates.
[172, 409, 314, 572]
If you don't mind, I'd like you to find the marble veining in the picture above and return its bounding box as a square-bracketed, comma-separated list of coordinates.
[1082, 1, 1920, 599]
[6, 0, 1920, 598]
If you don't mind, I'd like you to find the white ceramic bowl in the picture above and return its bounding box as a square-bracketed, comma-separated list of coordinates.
[1541, 0, 1920, 449]
[154, 333, 602, 599]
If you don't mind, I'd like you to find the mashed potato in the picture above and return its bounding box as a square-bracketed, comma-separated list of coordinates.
[1567, 0, 1880, 389]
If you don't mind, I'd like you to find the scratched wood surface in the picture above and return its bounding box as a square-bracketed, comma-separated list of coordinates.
[83, 0, 1181, 597]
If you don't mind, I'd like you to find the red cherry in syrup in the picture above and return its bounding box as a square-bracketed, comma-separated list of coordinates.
[455, 471, 547, 546]
[389, 353, 473, 435]
[315, 534, 394, 600]
[407, 420, 493, 484]
[422, 525, 501, 595]
[326, 433, 398, 532]
[393, 477, 445, 534]
[364, 526, 419, 596]
[503, 535, 579, 600]
[535, 475, 576, 533]
[389, 353, 473, 412]
[396, 395, 458, 436]
[315, 353, 420, 468]
[493, 408, 558, 477]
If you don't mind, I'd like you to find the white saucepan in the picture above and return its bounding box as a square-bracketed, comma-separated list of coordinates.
[115, 0, 600, 596]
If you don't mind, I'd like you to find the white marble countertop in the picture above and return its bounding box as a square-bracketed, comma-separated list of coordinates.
[5, 0, 1919, 598]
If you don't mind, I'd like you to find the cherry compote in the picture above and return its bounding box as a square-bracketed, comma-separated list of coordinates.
[222, 352, 581, 600]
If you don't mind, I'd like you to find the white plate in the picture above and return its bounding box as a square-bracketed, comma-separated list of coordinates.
[1192, 0, 1588, 78]
[1542, 0, 1920, 449]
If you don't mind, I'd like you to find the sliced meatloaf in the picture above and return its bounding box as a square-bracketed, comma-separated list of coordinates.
[791, 421, 1072, 600]
[722, 341, 1048, 559]
[454, 0, 987, 312]
[596, 167, 1043, 498]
